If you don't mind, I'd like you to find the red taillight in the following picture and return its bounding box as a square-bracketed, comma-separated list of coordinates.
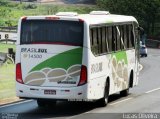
[16, 63, 23, 84]
[78, 65, 87, 86]
[78, 19, 84, 22]
[22, 16, 27, 21]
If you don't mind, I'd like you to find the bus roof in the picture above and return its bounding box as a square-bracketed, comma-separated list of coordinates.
[20, 11, 138, 25]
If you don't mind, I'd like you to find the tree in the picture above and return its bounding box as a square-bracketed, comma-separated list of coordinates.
[0, 0, 9, 6]
[96, 0, 160, 36]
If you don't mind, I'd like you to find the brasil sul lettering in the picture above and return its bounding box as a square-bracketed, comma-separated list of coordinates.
[21, 48, 47, 53]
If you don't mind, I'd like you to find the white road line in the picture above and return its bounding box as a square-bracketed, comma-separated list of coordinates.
[66, 112, 89, 119]
[0, 100, 33, 109]
[109, 97, 133, 106]
[139, 64, 143, 71]
[145, 87, 160, 94]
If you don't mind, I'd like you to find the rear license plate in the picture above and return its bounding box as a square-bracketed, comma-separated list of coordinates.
[44, 90, 56, 95]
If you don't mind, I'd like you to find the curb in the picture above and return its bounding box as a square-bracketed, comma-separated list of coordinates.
[0, 97, 24, 106]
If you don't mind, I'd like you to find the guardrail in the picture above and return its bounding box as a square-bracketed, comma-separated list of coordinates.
[0, 27, 17, 33]
[0, 39, 16, 44]
[0, 31, 17, 44]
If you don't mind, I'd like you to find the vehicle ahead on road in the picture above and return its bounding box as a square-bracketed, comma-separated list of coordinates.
[140, 42, 148, 57]
[16, 11, 140, 107]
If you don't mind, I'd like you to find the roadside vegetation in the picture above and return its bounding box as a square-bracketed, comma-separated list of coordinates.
[0, 0, 159, 37]
[0, 0, 98, 27]
[96, 0, 160, 38]
[0, 63, 15, 100]
[0, 43, 15, 53]
[0, 43, 16, 103]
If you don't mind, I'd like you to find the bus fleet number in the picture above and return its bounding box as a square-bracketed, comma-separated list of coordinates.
[91, 62, 102, 74]
[29, 54, 42, 59]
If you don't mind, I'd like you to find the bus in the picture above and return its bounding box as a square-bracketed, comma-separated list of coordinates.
[16, 11, 140, 107]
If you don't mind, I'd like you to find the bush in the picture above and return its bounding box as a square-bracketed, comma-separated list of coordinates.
[24, 4, 37, 9]
[96, 0, 160, 36]
[0, 0, 9, 6]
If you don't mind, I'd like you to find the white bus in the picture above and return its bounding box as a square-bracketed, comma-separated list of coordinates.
[16, 11, 140, 107]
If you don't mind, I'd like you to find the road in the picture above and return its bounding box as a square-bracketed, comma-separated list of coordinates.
[0, 48, 160, 119]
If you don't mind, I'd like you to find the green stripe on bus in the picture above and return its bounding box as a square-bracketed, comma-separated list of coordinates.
[30, 48, 83, 72]
[113, 51, 128, 65]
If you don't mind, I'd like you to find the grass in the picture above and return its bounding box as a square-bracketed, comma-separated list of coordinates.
[0, 43, 16, 53]
[0, 2, 99, 26]
[0, 63, 16, 100]
[0, 43, 16, 101]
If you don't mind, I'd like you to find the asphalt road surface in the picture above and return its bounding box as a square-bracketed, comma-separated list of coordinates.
[0, 48, 160, 119]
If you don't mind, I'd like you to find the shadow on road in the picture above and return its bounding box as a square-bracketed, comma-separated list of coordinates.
[16, 94, 126, 118]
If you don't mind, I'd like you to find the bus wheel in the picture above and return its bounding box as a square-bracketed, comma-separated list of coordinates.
[37, 99, 46, 107]
[97, 81, 109, 107]
[120, 88, 129, 97]
[37, 99, 56, 108]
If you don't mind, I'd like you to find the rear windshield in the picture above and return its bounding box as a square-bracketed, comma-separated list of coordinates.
[21, 20, 84, 46]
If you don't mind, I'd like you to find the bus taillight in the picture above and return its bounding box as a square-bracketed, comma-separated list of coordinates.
[22, 16, 27, 21]
[78, 19, 84, 22]
[16, 63, 24, 84]
[78, 65, 87, 86]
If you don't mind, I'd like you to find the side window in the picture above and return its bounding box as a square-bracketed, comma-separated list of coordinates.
[107, 26, 113, 52]
[112, 26, 116, 51]
[90, 26, 110, 55]
[119, 25, 125, 50]
[130, 24, 135, 48]
[90, 28, 98, 55]
[90, 28, 94, 46]
[105, 27, 109, 53]
[102, 27, 107, 53]
[116, 26, 121, 51]
[97, 28, 102, 54]
[123, 25, 127, 49]
[127, 24, 135, 49]
[126, 25, 130, 48]
[90, 24, 131, 55]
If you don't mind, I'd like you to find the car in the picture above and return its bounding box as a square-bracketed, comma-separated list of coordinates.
[140, 44, 147, 57]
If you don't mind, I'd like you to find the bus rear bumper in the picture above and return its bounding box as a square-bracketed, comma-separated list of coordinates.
[16, 83, 89, 101]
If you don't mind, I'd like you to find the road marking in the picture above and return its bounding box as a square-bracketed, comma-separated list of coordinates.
[66, 112, 89, 119]
[109, 97, 133, 106]
[145, 87, 160, 94]
[139, 64, 143, 71]
[0, 100, 33, 109]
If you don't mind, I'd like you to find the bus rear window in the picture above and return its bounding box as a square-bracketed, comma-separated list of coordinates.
[21, 20, 84, 46]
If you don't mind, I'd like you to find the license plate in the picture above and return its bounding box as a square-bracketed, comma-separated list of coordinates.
[44, 90, 56, 95]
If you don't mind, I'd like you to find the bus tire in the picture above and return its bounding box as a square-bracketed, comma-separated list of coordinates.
[37, 99, 46, 107]
[120, 88, 129, 97]
[97, 81, 109, 107]
[37, 99, 56, 108]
